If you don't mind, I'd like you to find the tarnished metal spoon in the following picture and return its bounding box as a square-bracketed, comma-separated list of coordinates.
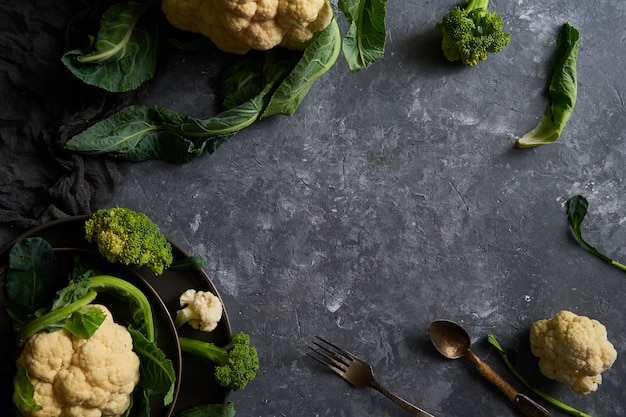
[429, 320, 551, 417]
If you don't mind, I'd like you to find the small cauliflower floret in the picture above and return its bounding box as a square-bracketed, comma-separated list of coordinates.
[17, 305, 140, 417]
[175, 289, 223, 332]
[161, 0, 334, 54]
[530, 310, 617, 395]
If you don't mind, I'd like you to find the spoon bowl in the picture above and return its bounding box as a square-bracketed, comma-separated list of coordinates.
[429, 320, 551, 417]
[428, 319, 471, 359]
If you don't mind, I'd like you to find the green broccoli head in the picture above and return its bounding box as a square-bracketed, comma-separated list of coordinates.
[213, 332, 260, 391]
[436, 0, 510, 66]
[85, 207, 173, 275]
[179, 332, 260, 391]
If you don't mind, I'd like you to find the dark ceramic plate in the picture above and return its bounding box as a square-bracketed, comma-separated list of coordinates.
[0, 216, 232, 416]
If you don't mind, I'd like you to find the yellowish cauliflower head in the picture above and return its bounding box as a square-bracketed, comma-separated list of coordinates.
[161, 0, 334, 54]
[18, 305, 140, 417]
[530, 310, 617, 395]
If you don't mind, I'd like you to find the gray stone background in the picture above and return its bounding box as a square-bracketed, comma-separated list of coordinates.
[2, 1, 625, 416]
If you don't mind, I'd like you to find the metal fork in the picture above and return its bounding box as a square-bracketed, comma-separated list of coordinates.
[307, 336, 436, 417]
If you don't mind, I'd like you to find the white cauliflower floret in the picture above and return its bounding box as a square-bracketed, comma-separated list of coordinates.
[18, 305, 140, 417]
[161, 0, 334, 54]
[175, 289, 223, 332]
[530, 310, 618, 395]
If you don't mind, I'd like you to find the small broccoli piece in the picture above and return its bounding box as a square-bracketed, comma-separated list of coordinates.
[179, 332, 259, 391]
[85, 207, 173, 275]
[436, 0, 510, 66]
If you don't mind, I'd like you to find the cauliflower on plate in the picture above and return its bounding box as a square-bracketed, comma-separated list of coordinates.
[175, 289, 223, 332]
[18, 305, 140, 417]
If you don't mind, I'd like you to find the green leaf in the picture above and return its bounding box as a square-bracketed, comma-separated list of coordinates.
[129, 328, 177, 405]
[6, 238, 60, 321]
[567, 195, 626, 273]
[176, 402, 236, 417]
[516, 22, 579, 148]
[263, 18, 342, 117]
[338, 0, 387, 72]
[61, 0, 160, 92]
[64, 305, 106, 339]
[64, 51, 295, 162]
[12, 362, 42, 413]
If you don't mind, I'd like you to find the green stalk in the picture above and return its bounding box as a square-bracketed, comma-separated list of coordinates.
[18, 275, 155, 344]
[18, 291, 97, 344]
[488, 335, 593, 417]
[88, 275, 155, 341]
[178, 337, 228, 364]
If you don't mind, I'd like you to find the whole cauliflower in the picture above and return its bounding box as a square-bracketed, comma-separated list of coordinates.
[530, 310, 617, 395]
[17, 305, 140, 417]
[175, 289, 223, 332]
[161, 0, 334, 54]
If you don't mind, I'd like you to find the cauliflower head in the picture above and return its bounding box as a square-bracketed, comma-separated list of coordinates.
[17, 305, 140, 417]
[530, 310, 617, 395]
[161, 0, 334, 54]
[175, 289, 223, 332]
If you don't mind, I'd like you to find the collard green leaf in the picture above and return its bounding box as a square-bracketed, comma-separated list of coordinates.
[6, 238, 60, 321]
[263, 19, 342, 118]
[338, 0, 387, 72]
[64, 101, 258, 162]
[549, 22, 579, 132]
[61, 1, 160, 92]
[129, 328, 177, 405]
[516, 22, 579, 148]
[64, 51, 295, 162]
[566, 195, 626, 273]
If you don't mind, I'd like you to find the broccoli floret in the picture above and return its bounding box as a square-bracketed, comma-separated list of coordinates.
[436, 0, 510, 66]
[85, 207, 173, 275]
[179, 332, 259, 391]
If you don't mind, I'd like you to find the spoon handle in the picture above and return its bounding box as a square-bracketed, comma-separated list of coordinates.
[466, 350, 517, 400]
[466, 351, 551, 417]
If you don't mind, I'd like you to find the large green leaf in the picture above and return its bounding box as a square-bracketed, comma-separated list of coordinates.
[338, 0, 387, 72]
[6, 238, 60, 321]
[64, 56, 295, 162]
[64, 101, 259, 162]
[61, 1, 160, 92]
[262, 19, 341, 117]
[129, 328, 177, 406]
[516, 22, 579, 148]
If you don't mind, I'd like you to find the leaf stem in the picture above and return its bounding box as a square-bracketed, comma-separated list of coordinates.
[487, 335, 593, 417]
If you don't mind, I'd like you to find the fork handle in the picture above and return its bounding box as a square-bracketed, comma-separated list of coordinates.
[369, 379, 436, 417]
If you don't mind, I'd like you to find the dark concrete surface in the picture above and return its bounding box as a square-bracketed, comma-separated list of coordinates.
[2, 1, 626, 416]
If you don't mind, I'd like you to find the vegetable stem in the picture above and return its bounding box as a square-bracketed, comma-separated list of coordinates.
[487, 334, 593, 417]
[567, 195, 626, 274]
[18, 291, 98, 344]
[88, 275, 156, 341]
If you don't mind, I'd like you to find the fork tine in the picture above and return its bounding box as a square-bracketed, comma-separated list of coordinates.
[307, 341, 348, 370]
[305, 350, 345, 376]
[313, 336, 358, 362]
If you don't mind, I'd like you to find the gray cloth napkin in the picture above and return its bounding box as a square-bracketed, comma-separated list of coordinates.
[0, 1, 148, 230]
